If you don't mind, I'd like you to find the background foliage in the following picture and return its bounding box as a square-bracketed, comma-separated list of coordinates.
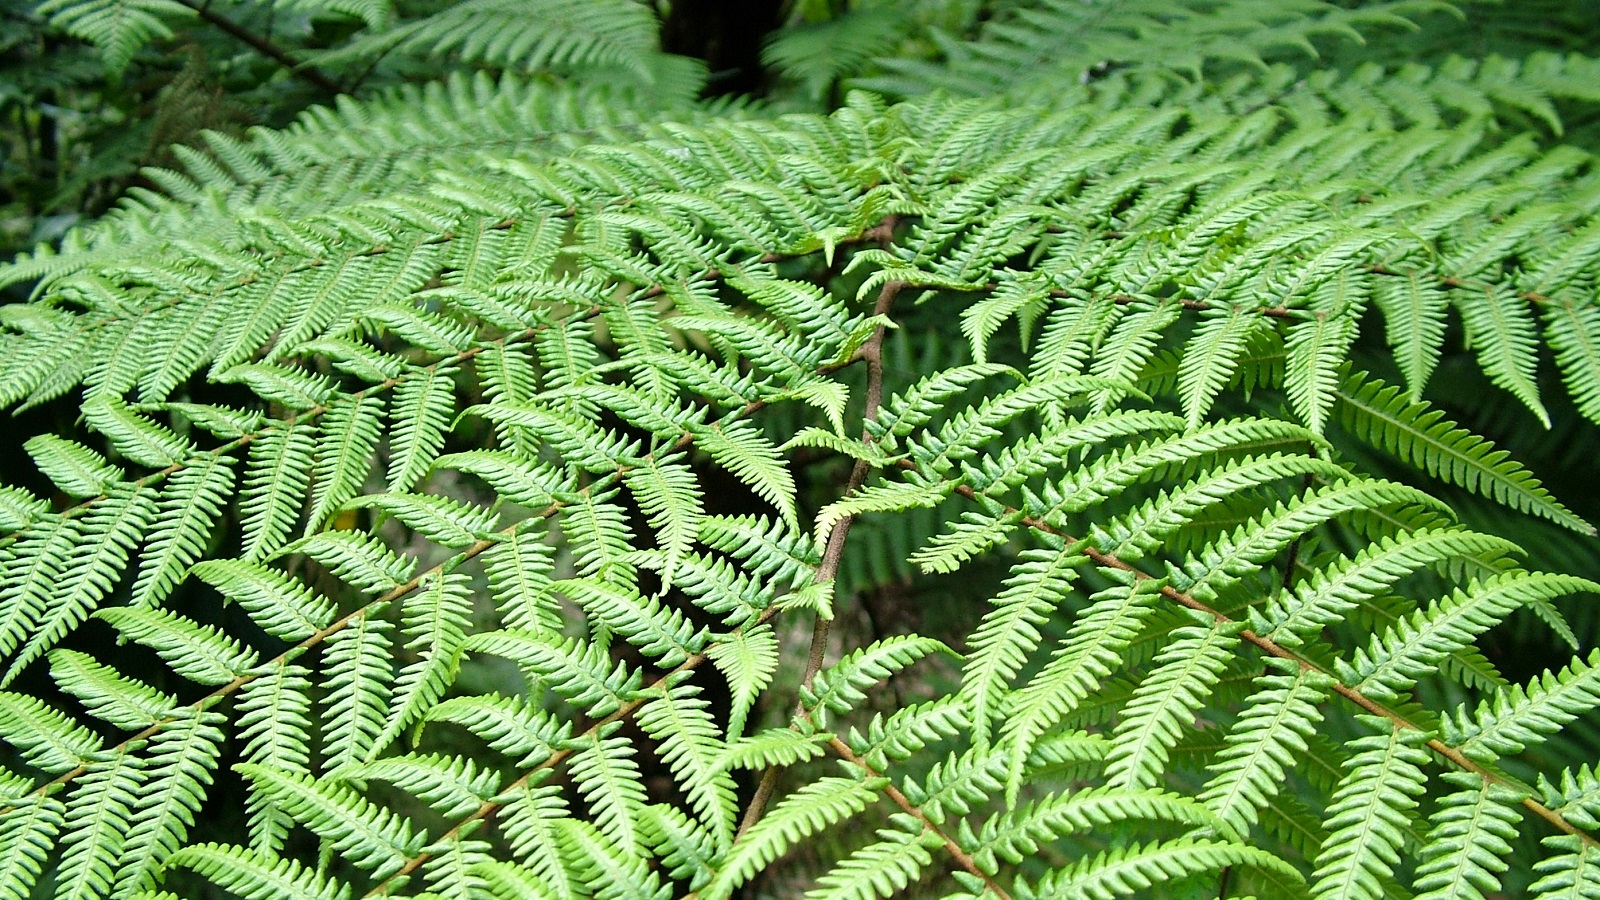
[4, 0, 1600, 898]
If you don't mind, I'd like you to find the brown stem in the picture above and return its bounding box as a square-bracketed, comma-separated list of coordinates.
[735, 274, 906, 842]
[172, 0, 345, 95]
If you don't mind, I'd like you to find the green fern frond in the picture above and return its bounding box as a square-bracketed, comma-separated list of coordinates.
[159, 842, 353, 900]
[35, 0, 193, 73]
[1412, 771, 1523, 900]
[1308, 715, 1430, 900]
[701, 776, 883, 900]
[1334, 371, 1592, 533]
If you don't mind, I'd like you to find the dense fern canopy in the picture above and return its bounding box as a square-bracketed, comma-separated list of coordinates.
[4, 1, 1600, 898]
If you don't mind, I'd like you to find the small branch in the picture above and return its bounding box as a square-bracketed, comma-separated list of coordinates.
[736, 261, 906, 841]
[171, 0, 344, 96]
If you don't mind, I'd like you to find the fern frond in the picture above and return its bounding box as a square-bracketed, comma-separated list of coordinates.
[634, 682, 737, 849]
[1198, 657, 1335, 838]
[373, 571, 474, 755]
[1445, 649, 1600, 762]
[1105, 615, 1244, 790]
[387, 364, 460, 492]
[705, 625, 778, 740]
[0, 693, 101, 774]
[35, 0, 193, 73]
[1308, 715, 1430, 900]
[424, 693, 569, 769]
[961, 543, 1087, 749]
[124, 456, 232, 610]
[801, 634, 951, 731]
[93, 606, 255, 686]
[190, 559, 334, 642]
[802, 816, 933, 900]
[701, 776, 883, 900]
[115, 712, 225, 894]
[1022, 838, 1307, 899]
[235, 764, 423, 880]
[1335, 371, 1591, 533]
[1001, 572, 1164, 800]
[239, 423, 317, 563]
[304, 395, 384, 537]
[235, 661, 313, 851]
[0, 794, 65, 900]
[1411, 771, 1523, 900]
[319, 609, 393, 769]
[160, 842, 353, 900]
[624, 454, 704, 595]
[53, 746, 143, 900]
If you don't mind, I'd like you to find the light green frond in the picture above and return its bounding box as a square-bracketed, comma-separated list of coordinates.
[1337, 371, 1591, 533]
[235, 661, 313, 851]
[1445, 649, 1600, 762]
[1023, 838, 1306, 900]
[961, 543, 1086, 749]
[387, 364, 461, 492]
[802, 635, 951, 730]
[1199, 658, 1336, 837]
[235, 764, 423, 880]
[304, 395, 385, 537]
[465, 631, 640, 719]
[1001, 573, 1164, 801]
[565, 731, 648, 859]
[1309, 716, 1430, 900]
[0, 793, 65, 899]
[49, 651, 178, 731]
[1412, 772, 1523, 900]
[706, 625, 779, 740]
[1371, 270, 1449, 400]
[1530, 835, 1600, 900]
[634, 682, 736, 848]
[425, 693, 569, 769]
[53, 747, 144, 900]
[1255, 528, 1521, 647]
[0, 692, 101, 774]
[343, 753, 499, 819]
[1179, 306, 1271, 429]
[1286, 311, 1359, 434]
[624, 454, 704, 595]
[131, 456, 235, 608]
[319, 610, 393, 769]
[159, 843, 353, 900]
[24, 435, 122, 499]
[688, 420, 798, 530]
[34, 0, 192, 73]
[282, 528, 417, 596]
[1343, 571, 1599, 700]
[115, 712, 225, 894]
[374, 571, 475, 755]
[802, 816, 934, 900]
[1452, 283, 1548, 426]
[93, 607, 255, 686]
[239, 423, 317, 563]
[1105, 616, 1244, 790]
[970, 787, 1222, 874]
[701, 776, 883, 900]
[5, 486, 155, 684]
[190, 559, 334, 642]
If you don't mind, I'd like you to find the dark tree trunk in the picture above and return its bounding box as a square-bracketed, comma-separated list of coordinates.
[659, 0, 786, 96]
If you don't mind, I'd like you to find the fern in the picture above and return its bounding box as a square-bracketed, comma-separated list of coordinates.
[4, 1, 1600, 897]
